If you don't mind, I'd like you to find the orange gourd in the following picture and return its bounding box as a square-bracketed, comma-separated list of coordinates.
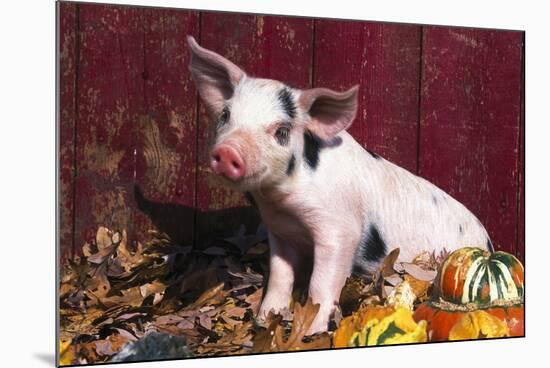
[413, 247, 524, 341]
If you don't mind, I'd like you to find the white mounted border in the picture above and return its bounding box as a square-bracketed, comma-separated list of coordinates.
[0, 1, 547, 368]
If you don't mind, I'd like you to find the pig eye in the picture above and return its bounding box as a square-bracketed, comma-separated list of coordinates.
[275, 126, 291, 146]
[217, 107, 230, 129]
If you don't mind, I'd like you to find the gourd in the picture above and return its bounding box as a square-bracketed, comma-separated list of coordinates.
[413, 247, 524, 341]
[334, 306, 427, 347]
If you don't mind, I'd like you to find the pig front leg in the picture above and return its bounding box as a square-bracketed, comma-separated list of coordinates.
[307, 232, 357, 335]
[257, 233, 301, 321]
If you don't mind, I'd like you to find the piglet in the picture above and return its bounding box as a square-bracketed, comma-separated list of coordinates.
[186, 36, 493, 334]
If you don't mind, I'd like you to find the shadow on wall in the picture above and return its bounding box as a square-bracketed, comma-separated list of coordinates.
[133, 185, 261, 248]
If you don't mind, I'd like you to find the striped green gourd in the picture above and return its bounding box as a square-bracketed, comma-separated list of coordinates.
[437, 247, 524, 305]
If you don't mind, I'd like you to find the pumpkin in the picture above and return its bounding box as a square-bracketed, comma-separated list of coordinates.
[334, 307, 427, 347]
[437, 247, 524, 305]
[448, 310, 509, 340]
[349, 307, 427, 346]
[334, 305, 396, 347]
[413, 247, 524, 341]
[414, 299, 523, 341]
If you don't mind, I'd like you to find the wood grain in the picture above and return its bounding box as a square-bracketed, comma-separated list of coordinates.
[58, 2, 77, 260]
[418, 27, 523, 254]
[133, 8, 200, 246]
[73, 4, 145, 254]
[59, 4, 525, 259]
[516, 35, 525, 262]
[314, 20, 422, 173]
[195, 13, 314, 245]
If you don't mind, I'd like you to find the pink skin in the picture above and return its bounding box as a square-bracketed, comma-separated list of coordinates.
[187, 35, 361, 334]
[210, 144, 246, 180]
[186, 35, 492, 335]
[258, 233, 300, 317]
[253, 191, 361, 334]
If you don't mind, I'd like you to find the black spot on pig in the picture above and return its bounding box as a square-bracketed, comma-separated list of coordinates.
[303, 130, 322, 170]
[278, 87, 296, 119]
[359, 224, 387, 262]
[366, 149, 381, 159]
[459, 224, 464, 235]
[432, 194, 438, 205]
[286, 154, 296, 176]
[487, 238, 494, 253]
[244, 192, 257, 208]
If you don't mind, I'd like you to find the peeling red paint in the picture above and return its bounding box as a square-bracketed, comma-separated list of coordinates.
[195, 13, 314, 245]
[59, 2, 77, 260]
[58, 4, 524, 259]
[419, 27, 523, 254]
[314, 21, 422, 173]
[133, 8, 199, 246]
[73, 4, 145, 255]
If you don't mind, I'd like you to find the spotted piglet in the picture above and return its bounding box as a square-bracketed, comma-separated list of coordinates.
[186, 36, 493, 334]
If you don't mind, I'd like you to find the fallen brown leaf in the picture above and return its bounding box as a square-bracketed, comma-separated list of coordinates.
[252, 298, 331, 353]
[403, 274, 432, 302]
[252, 312, 282, 353]
[244, 288, 263, 315]
[381, 248, 400, 278]
[339, 276, 371, 316]
[187, 283, 227, 310]
[401, 262, 437, 281]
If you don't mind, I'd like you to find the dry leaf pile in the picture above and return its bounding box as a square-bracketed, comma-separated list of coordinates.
[338, 248, 447, 315]
[59, 226, 452, 365]
[60, 226, 269, 364]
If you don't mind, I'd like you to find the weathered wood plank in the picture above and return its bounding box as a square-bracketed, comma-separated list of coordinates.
[58, 2, 78, 260]
[419, 27, 523, 254]
[73, 4, 145, 254]
[314, 20, 422, 173]
[517, 35, 525, 262]
[63, 5, 525, 261]
[195, 14, 314, 244]
[133, 8, 200, 246]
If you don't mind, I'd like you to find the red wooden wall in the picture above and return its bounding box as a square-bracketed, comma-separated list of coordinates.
[58, 2, 525, 261]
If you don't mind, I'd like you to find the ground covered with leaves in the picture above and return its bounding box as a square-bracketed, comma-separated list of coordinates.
[59, 226, 449, 365]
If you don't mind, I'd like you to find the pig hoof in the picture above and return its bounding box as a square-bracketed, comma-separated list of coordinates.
[306, 323, 328, 335]
[255, 307, 274, 326]
[253, 317, 269, 329]
[257, 304, 293, 327]
[306, 315, 330, 335]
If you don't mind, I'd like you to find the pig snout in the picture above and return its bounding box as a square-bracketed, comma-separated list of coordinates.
[210, 144, 246, 180]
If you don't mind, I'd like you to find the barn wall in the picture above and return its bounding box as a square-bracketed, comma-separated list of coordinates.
[58, 2, 525, 261]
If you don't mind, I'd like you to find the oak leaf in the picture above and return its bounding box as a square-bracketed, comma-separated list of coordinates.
[253, 298, 330, 352]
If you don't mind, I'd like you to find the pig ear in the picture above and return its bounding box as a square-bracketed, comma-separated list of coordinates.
[187, 36, 246, 116]
[299, 85, 359, 140]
